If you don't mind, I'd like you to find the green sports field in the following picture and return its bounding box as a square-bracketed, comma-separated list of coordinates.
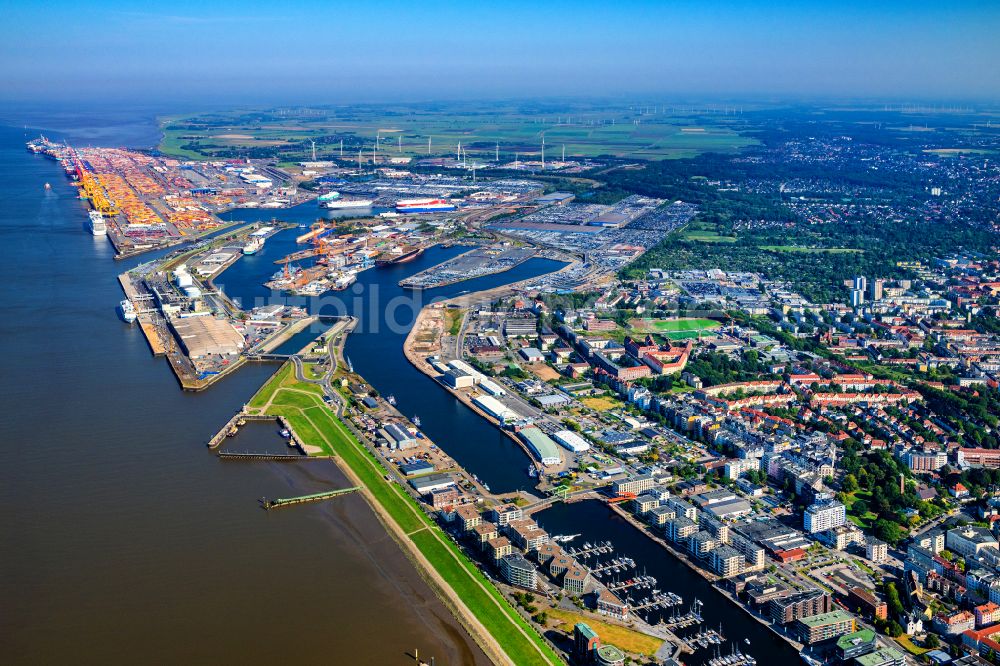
[629, 317, 720, 339]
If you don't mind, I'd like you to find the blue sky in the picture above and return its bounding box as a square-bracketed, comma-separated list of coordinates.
[1, 0, 998, 103]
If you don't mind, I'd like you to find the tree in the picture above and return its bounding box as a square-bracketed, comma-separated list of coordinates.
[925, 633, 940, 649]
[874, 519, 904, 546]
[884, 582, 905, 617]
[842, 474, 859, 493]
[885, 620, 903, 638]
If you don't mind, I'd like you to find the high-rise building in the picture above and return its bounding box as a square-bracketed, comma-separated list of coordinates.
[850, 289, 865, 308]
[853, 276, 867, 292]
[804, 499, 846, 533]
[870, 278, 885, 301]
[573, 623, 600, 661]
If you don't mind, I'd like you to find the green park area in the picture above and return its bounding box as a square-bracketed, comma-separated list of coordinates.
[760, 246, 864, 254]
[842, 489, 877, 529]
[245, 364, 563, 666]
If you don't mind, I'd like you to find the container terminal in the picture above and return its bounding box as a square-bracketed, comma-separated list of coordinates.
[27, 136, 313, 259]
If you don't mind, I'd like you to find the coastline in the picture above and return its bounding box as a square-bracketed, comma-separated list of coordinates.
[241, 323, 563, 665]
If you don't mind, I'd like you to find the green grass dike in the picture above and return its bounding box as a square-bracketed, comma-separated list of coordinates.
[246, 363, 564, 666]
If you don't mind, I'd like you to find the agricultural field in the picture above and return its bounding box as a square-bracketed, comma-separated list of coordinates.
[157, 103, 758, 162]
[629, 317, 720, 340]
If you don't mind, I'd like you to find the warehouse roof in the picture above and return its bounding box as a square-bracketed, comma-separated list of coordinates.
[518, 426, 562, 465]
[172, 316, 245, 358]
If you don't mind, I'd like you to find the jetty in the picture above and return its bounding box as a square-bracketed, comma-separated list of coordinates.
[260, 486, 361, 510]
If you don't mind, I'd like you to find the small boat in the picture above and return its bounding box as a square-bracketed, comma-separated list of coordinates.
[412, 415, 421, 427]
[44, 182, 52, 190]
[279, 428, 291, 438]
[387, 395, 397, 406]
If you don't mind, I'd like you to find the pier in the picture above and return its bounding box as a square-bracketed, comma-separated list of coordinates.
[260, 486, 361, 510]
[217, 451, 316, 461]
[606, 575, 657, 593]
[660, 599, 705, 630]
[566, 541, 614, 559]
[588, 556, 636, 578]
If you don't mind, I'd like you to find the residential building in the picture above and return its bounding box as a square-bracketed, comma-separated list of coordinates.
[486, 536, 513, 562]
[562, 567, 590, 596]
[499, 553, 537, 589]
[612, 474, 655, 497]
[976, 602, 1000, 628]
[768, 589, 832, 624]
[804, 499, 846, 533]
[710, 545, 745, 577]
[866, 538, 888, 564]
[796, 609, 857, 644]
[456, 505, 482, 531]
[595, 588, 629, 620]
[490, 503, 523, 526]
[847, 587, 888, 621]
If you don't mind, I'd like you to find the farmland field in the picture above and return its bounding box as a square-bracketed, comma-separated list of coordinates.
[157, 103, 758, 162]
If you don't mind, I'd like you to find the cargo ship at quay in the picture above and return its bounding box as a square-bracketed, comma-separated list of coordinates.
[317, 191, 374, 209]
[375, 245, 424, 266]
[395, 197, 456, 213]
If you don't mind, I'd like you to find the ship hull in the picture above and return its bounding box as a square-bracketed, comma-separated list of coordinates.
[321, 200, 373, 210]
[375, 247, 423, 267]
